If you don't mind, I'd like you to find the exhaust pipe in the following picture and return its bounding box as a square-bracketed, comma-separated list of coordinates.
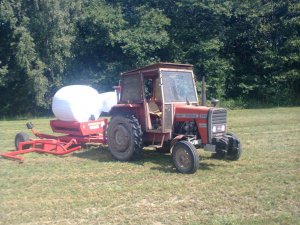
[201, 75, 206, 106]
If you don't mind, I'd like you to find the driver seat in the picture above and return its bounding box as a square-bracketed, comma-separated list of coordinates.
[148, 101, 162, 117]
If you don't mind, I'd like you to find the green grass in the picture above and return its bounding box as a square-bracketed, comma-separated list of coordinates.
[0, 107, 300, 225]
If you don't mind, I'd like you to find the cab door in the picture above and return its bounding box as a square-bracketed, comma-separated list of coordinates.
[162, 103, 173, 132]
[143, 74, 165, 132]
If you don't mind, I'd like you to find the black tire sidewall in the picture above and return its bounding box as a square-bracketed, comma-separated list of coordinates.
[172, 140, 199, 174]
[15, 132, 29, 150]
[107, 115, 142, 161]
[226, 133, 242, 161]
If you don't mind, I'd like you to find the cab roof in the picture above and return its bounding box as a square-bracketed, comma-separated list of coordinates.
[121, 62, 194, 76]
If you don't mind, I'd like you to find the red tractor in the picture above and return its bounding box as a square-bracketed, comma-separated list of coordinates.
[107, 62, 242, 173]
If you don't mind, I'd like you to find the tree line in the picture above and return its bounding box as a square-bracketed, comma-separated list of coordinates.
[0, 0, 299, 116]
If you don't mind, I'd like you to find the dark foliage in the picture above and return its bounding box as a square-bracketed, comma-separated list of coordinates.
[0, 0, 299, 116]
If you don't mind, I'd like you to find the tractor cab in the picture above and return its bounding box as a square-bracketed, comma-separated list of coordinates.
[114, 63, 198, 133]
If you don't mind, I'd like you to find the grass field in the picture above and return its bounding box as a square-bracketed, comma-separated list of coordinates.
[0, 107, 299, 225]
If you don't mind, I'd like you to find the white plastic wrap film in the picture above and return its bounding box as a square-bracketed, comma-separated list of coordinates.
[52, 85, 102, 122]
[98, 91, 118, 113]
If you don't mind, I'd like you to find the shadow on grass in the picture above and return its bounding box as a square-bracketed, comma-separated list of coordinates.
[136, 150, 176, 173]
[72, 145, 217, 173]
[72, 145, 113, 162]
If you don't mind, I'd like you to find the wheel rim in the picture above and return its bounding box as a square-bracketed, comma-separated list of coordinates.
[175, 147, 192, 170]
[111, 124, 130, 152]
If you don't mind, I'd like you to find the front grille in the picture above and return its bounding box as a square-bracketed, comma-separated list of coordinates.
[208, 108, 227, 143]
[212, 109, 227, 126]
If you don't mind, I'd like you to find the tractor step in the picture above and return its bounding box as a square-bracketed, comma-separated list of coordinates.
[148, 145, 163, 149]
[149, 134, 165, 148]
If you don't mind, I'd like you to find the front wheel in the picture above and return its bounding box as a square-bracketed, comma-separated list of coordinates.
[172, 141, 199, 174]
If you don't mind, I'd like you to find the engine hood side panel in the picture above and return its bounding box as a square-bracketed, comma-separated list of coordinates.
[174, 105, 211, 144]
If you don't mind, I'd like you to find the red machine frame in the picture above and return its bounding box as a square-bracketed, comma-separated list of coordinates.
[1, 118, 108, 162]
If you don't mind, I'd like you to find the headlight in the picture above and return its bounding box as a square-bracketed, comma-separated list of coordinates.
[212, 124, 226, 133]
[212, 126, 217, 133]
[221, 125, 225, 131]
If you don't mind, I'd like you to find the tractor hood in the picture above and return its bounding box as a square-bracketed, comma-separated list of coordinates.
[174, 104, 212, 119]
[173, 104, 228, 144]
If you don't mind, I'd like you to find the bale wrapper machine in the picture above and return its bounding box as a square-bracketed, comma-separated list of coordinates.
[1, 119, 108, 162]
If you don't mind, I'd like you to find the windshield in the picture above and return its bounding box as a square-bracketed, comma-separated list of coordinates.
[161, 71, 198, 103]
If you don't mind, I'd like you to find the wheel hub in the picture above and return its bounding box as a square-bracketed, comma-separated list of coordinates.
[176, 148, 192, 169]
[113, 124, 130, 152]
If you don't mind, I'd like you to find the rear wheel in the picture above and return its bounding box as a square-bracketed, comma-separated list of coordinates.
[107, 114, 143, 161]
[172, 141, 199, 174]
[15, 132, 30, 150]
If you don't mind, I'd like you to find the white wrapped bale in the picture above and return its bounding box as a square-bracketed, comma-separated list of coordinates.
[52, 85, 101, 122]
[98, 91, 118, 113]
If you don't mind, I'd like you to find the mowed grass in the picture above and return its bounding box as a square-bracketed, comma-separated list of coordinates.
[0, 107, 299, 225]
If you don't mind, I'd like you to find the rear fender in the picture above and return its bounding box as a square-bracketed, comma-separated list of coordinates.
[109, 104, 140, 117]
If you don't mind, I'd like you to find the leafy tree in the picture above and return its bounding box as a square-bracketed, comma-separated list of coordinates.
[154, 0, 234, 99]
[0, 0, 44, 115]
[0, 0, 299, 116]
[68, 0, 170, 92]
[224, 0, 300, 105]
[0, 0, 81, 115]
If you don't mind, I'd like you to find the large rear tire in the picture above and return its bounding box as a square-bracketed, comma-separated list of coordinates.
[107, 114, 143, 161]
[172, 141, 199, 174]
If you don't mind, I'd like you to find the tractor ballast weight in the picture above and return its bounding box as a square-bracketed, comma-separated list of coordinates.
[107, 62, 242, 173]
